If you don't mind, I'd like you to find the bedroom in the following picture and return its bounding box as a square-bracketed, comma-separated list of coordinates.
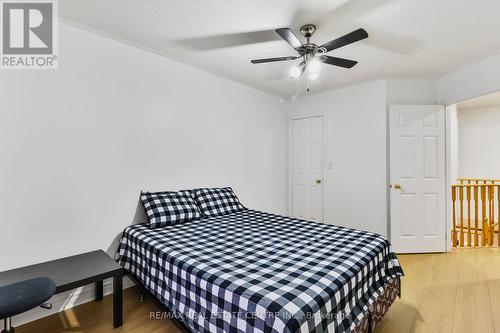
[1, 0, 500, 332]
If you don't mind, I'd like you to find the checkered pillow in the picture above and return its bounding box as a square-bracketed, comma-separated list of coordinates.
[193, 187, 245, 217]
[141, 190, 201, 228]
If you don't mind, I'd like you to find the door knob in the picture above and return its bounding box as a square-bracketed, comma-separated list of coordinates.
[316, 179, 322, 184]
[392, 184, 402, 189]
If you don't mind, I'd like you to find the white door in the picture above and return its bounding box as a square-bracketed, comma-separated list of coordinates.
[291, 116, 323, 222]
[389, 105, 446, 253]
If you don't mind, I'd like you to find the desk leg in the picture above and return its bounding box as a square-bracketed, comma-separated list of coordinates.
[113, 274, 123, 327]
[95, 280, 103, 301]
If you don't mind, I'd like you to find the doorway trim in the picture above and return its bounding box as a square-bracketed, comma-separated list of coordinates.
[444, 104, 459, 252]
[288, 114, 327, 221]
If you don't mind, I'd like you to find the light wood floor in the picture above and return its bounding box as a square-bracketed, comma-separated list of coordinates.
[16, 248, 500, 333]
[375, 247, 500, 333]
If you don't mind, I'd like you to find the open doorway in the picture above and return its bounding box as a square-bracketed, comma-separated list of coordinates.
[447, 91, 500, 249]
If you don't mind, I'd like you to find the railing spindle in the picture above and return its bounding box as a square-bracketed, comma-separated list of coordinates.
[459, 186, 464, 247]
[452, 186, 457, 247]
[497, 185, 500, 246]
[466, 186, 471, 246]
[481, 185, 487, 246]
[474, 186, 479, 246]
[490, 186, 495, 246]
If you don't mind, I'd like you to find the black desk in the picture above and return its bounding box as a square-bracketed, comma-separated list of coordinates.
[0, 250, 123, 327]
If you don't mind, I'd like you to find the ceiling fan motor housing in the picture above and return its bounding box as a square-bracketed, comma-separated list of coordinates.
[297, 24, 319, 55]
[300, 24, 317, 38]
[297, 45, 319, 57]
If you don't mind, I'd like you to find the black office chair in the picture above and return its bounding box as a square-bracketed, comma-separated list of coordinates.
[0, 277, 56, 333]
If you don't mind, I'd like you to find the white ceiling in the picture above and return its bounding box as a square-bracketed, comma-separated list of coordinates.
[458, 91, 500, 110]
[60, 0, 500, 99]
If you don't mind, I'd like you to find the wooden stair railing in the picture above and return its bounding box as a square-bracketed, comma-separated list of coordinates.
[457, 178, 500, 185]
[451, 179, 500, 247]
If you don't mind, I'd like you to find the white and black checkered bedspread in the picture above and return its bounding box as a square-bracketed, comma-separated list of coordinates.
[116, 209, 403, 333]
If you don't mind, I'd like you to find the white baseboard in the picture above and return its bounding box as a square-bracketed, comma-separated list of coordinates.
[11, 276, 134, 327]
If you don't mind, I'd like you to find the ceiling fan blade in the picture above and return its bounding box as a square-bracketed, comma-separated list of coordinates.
[251, 56, 299, 64]
[363, 27, 420, 55]
[275, 28, 304, 50]
[320, 56, 358, 68]
[176, 30, 280, 51]
[319, 28, 368, 53]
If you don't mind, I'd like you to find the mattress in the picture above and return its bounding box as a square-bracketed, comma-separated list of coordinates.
[116, 209, 403, 333]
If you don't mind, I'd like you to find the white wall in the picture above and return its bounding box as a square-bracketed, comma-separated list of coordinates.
[458, 105, 500, 178]
[386, 79, 436, 105]
[288, 80, 388, 236]
[436, 52, 500, 105]
[0, 22, 287, 269]
[447, 105, 460, 183]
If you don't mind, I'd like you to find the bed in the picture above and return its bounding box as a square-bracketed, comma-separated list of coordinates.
[116, 209, 403, 333]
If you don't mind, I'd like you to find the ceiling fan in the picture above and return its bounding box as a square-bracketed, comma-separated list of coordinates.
[251, 24, 368, 80]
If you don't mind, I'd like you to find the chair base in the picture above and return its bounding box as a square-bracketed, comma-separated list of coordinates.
[2, 317, 14, 333]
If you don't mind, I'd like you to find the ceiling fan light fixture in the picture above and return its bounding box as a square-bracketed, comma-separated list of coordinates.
[290, 66, 301, 79]
[290, 61, 306, 79]
[307, 57, 321, 74]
